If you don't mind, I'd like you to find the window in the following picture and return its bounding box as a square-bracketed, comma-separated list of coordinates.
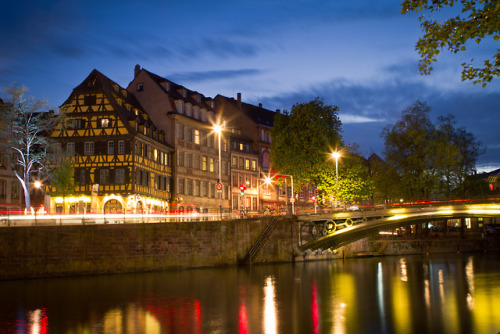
[154, 149, 158, 162]
[186, 153, 192, 168]
[194, 180, 200, 196]
[187, 179, 193, 195]
[202, 156, 207, 171]
[232, 157, 237, 168]
[209, 158, 214, 172]
[137, 83, 144, 91]
[193, 129, 200, 144]
[108, 141, 114, 155]
[178, 151, 184, 166]
[202, 181, 208, 197]
[201, 131, 207, 146]
[101, 119, 110, 128]
[84, 94, 96, 105]
[186, 104, 192, 117]
[262, 151, 270, 168]
[79, 169, 86, 186]
[118, 140, 125, 154]
[194, 106, 200, 120]
[239, 143, 244, 151]
[178, 178, 184, 195]
[177, 124, 184, 140]
[252, 160, 257, 171]
[84, 142, 94, 155]
[116, 169, 125, 184]
[185, 127, 192, 142]
[177, 100, 184, 114]
[207, 134, 213, 148]
[239, 157, 244, 169]
[223, 161, 228, 175]
[100, 169, 110, 185]
[193, 154, 199, 169]
[11, 182, 18, 199]
[67, 142, 75, 156]
[0, 180, 5, 198]
[245, 159, 250, 170]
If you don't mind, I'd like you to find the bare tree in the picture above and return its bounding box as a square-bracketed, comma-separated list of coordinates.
[0, 84, 63, 212]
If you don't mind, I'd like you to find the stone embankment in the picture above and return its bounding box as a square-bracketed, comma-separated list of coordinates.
[0, 216, 498, 280]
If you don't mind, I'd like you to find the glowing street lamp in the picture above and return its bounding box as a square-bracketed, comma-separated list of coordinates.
[213, 122, 224, 220]
[332, 151, 341, 209]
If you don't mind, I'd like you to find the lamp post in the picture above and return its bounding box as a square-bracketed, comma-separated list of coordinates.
[213, 123, 223, 220]
[332, 151, 341, 209]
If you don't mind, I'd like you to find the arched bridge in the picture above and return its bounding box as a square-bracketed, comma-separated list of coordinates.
[297, 202, 500, 253]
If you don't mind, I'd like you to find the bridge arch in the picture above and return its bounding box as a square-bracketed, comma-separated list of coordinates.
[298, 203, 500, 253]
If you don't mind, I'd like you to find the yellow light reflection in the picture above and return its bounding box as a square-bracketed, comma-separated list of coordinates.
[392, 277, 410, 333]
[388, 214, 409, 221]
[400, 258, 408, 282]
[332, 273, 355, 334]
[263, 276, 277, 334]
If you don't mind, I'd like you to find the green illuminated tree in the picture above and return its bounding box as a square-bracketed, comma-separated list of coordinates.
[401, 0, 500, 86]
[49, 159, 76, 214]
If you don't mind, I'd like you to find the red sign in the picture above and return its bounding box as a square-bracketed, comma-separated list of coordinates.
[216, 182, 223, 191]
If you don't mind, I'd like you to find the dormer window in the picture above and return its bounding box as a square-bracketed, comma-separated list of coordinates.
[177, 100, 184, 114]
[164, 82, 170, 91]
[186, 104, 192, 117]
[193, 106, 200, 120]
[137, 83, 144, 91]
[100, 119, 110, 128]
[182, 89, 187, 98]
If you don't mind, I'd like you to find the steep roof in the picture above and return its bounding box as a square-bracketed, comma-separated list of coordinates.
[216, 95, 275, 127]
[63, 69, 150, 126]
[139, 68, 215, 111]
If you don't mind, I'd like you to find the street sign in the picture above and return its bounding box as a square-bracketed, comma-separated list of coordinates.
[216, 182, 223, 191]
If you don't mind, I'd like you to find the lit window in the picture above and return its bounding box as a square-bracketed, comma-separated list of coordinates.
[194, 129, 200, 144]
[101, 119, 109, 128]
[209, 158, 214, 172]
[202, 156, 207, 171]
[245, 159, 250, 170]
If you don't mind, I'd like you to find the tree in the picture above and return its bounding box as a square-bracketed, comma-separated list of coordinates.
[382, 101, 436, 200]
[316, 152, 374, 206]
[382, 101, 484, 201]
[0, 84, 62, 211]
[49, 159, 76, 214]
[401, 0, 500, 87]
[270, 98, 342, 189]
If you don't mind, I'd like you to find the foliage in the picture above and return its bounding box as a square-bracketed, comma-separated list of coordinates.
[369, 155, 403, 205]
[270, 98, 342, 189]
[382, 100, 484, 201]
[316, 152, 374, 205]
[0, 84, 62, 209]
[382, 101, 436, 200]
[49, 159, 76, 197]
[401, 0, 500, 86]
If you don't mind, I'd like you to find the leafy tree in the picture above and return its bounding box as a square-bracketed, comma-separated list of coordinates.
[0, 84, 62, 211]
[317, 152, 374, 206]
[270, 98, 342, 189]
[382, 101, 437, 200]
[368, 154, 403, 205]
[401, 0, 500, 86]
[49, 159, 76, 214]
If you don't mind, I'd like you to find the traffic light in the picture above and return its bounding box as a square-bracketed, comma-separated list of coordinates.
[239, 184, 246, 196]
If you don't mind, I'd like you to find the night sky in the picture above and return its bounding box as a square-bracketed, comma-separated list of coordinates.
[1, 0, 499, 171]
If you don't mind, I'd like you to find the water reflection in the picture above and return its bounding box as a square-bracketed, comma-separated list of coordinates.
[0, 254, 499, 333]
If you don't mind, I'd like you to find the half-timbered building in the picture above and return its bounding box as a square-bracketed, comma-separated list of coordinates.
[50, 70, 173, 214]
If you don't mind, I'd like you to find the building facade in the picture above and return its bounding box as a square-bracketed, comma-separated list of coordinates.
[128, 66, 231, 215]
[50, 69, 173, 214]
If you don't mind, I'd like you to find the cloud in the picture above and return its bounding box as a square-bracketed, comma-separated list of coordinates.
[340, 114, 385, 124]
[168, 69, 264, 83]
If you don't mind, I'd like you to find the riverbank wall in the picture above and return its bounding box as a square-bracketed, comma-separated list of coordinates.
[1, 217, 498, 280]
[0, 216, 297, 280]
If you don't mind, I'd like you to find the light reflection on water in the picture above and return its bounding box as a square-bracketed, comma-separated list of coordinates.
[0, 253, 499, 333]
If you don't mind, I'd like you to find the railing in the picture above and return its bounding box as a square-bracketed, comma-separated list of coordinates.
[241, 216, 280, 264]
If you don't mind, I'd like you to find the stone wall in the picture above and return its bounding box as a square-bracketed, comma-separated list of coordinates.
[0, 216, 298, 280]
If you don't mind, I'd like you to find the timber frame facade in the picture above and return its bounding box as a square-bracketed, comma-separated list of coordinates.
[50, 70, 173, 214]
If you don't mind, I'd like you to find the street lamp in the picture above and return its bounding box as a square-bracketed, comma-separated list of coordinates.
[332, 151, 341, 209]
[213, 122, 223, 220]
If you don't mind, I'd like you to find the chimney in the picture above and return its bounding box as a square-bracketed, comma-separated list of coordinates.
[259, 103, 262, 108]
[134, 64, 140, 78]
[237, 92, 242, 108]
[276, 109, 280, 113]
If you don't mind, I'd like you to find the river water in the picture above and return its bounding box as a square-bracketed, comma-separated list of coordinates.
[1, 253, 499, 334]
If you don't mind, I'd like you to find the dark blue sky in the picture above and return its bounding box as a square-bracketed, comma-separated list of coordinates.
[1, 0, 499, 171]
